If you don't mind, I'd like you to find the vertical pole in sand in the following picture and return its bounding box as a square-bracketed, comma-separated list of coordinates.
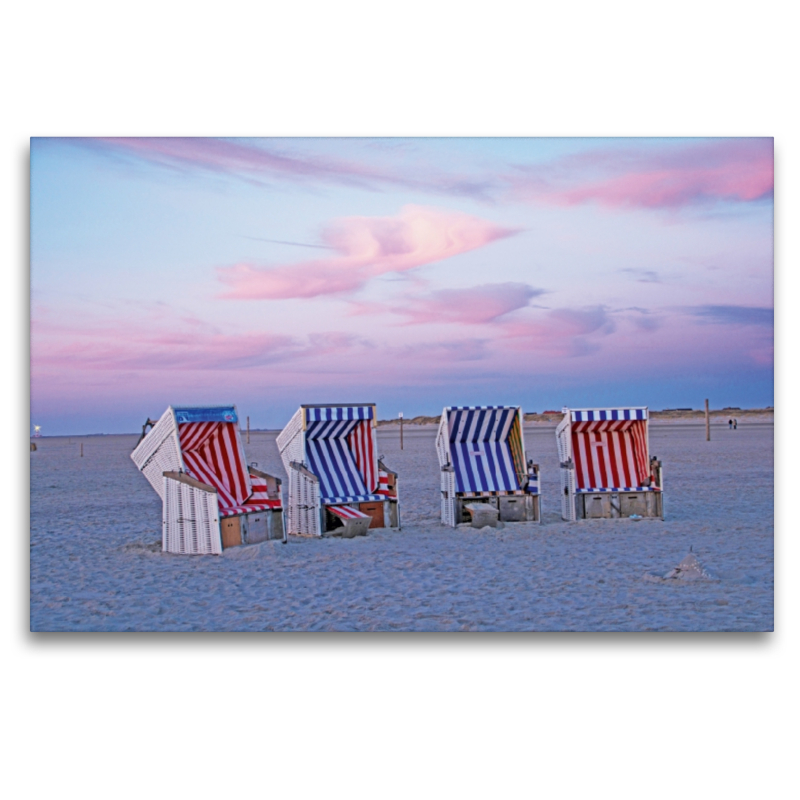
[705, 399, 710, 441]
[246, 416, 250, 444]
[80, 442, 83, 457]
[399, 411, 404, 450]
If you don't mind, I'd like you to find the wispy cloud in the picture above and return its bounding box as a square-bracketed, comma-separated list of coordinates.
[76, 137, 499, 201]
[218, 205, 519, 300]
[621, 268, 661, 283]
[499, 305, 617, 357]
[614, 307, 663, 331]
[30, 306, 379, 373]
[33, 322, 299, 372]
[74, 137, 773, 214]
[688, 305, 774, 327]
[367, 282, 547, 325]
[508, 139, 773, 210]
[238, 235, 333, 250]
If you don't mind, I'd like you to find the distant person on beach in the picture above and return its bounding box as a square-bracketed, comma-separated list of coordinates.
[734, 419, 738, 430]
[728, 418, 733, 429]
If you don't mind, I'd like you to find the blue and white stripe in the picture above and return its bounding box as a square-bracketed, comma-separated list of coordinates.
[447, 407, 519, 494]
[448, 405, 512, 411]
[571, 408, 647, 422]
[305, 419, 360, 440]
[305, 405, 374, 422]
[325, 494, 385, 504]
[306, 435, 368, 500]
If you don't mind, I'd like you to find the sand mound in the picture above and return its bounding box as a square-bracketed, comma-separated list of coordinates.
[644, 551, 716, 583]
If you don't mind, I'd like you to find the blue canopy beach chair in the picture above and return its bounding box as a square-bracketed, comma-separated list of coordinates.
[436, 405, 541, 526]
[276, 404, 399, 537]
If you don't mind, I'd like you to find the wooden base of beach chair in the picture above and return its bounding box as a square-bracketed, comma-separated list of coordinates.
[577, 491, 663, 520]
[220, 516, 243, 548]
[220, 509, 286, 548]
[326, 506, 371, 538]
[243, 509, 285, 543]
[359, 499, 401, 529]
[455, 495, 540, 525]
[358, 501, 385, 528]
[498, 494, 540, 523]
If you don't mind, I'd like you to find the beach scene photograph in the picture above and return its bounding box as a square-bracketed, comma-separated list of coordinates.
[30, 136, 774, 632]
[10, 4, 797, 799]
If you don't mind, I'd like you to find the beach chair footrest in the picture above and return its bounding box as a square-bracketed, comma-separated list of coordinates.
[327, 505, 371, 538]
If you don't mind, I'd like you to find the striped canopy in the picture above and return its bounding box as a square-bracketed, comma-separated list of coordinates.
[178, 419, 252, 508]
[175, 407, 279, 516]
[571, 408, 647, 422]
[305, 405, 374, 422]
[445, 406, 525, 494]
[568, 408, 650, 490]
[303, 405, 380, 502]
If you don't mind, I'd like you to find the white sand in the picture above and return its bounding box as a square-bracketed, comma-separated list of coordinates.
[30, 422, 773, 631]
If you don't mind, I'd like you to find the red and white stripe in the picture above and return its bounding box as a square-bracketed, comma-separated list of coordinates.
[220, 501, 281, 518]
[328, 505, 369, 520]
[248, 475, 271, 502]
[376, 470, 394, 496]
[572, 419, 649, 490]
[348, 420, 377, 493]
[178, 421, 251, 509]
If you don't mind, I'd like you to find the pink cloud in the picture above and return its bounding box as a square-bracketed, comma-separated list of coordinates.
[509, 139, 773, 210]
[34, 325, 298, 372]
[31, 301, 382, 382]
[375, 282, 546, 325]
[32, 307, 306, 373]
[217, 206, 519, 299]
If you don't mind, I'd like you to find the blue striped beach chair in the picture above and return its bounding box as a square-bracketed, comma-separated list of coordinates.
[556, 407, 664, 521]
[276, 404, 400, 537]
[436, 406, 541, 526]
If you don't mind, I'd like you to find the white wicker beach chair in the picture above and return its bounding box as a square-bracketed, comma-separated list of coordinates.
[436, 406, 541, 527]
[556, 407, 663, 521]
[276, 404, 399, 537]
[131, 405, 285, 554]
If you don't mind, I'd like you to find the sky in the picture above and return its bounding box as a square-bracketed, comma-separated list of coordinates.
[30, 137, 774, 435]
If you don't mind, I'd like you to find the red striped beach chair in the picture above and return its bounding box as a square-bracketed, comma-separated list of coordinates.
[556, 407, 663, 521]
[131, 405, 285, 554]
[276, 404, 400, 537]
[436, 406, 541, 527]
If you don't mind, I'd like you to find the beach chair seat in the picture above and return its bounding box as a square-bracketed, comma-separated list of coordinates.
[557, 408, 664, 521]
[436, 406, 541, 527]
[276, 404, 400, 537]
[131, 406, 286, 554]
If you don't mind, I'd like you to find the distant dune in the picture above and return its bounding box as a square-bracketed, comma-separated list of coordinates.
[378, 408, 774, 426]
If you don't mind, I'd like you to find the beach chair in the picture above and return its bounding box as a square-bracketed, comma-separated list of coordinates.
[556, 407, 663, 521]
[131, 405, 285, 554]
[436, 406, 541, 527]
[276, 404, 399, 537]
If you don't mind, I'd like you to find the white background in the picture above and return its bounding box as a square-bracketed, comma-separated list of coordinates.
[4, 2, 795, 798]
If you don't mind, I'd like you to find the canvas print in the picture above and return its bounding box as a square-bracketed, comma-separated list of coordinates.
[29, 137, 774, 631]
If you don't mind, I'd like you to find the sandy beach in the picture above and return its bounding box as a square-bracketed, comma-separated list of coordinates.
[30, 421, 773, 631]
